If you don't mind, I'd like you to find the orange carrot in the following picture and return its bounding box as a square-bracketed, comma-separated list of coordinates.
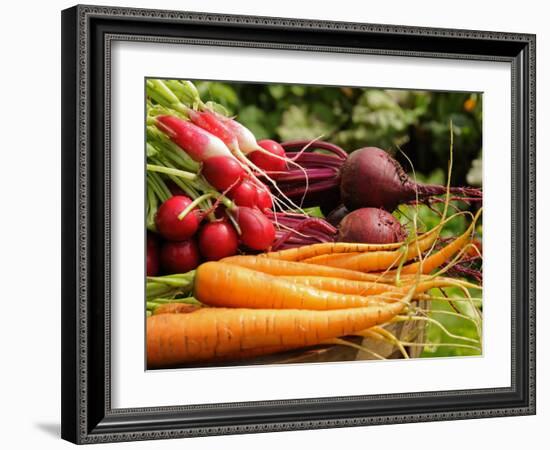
[396, 209, 481, 275]
[300, 229, 439, 272]
[262, 220, 445, 262]
[153, 303, 200, 315]
[221, 254, 412, 283]
[264, 241, 406, 262]
[195, 262, 388, 310]
[147, 301, 405, 367]
[280, 276, 462, 298]
[279, 276, 396, 296]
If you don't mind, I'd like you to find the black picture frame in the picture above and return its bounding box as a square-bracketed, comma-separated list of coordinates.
[61, 4, 536, 444]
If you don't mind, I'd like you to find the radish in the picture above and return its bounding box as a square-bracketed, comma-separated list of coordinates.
[198, 220, 239, 261]
[155, 195, 200, 241]
[187, 109, 240, 153]
[278, 142, 482, 212]
[228, 180, 258, 208]
[337, 208, 406, 244]
[234, 207, 276, 250]
[151, 80, 302, 213]
[201, 155, 245, 191]
[156, 115, 232, 162]
[146, 233, 160, 276]
[192, 110, 306, 212]
[160, 239, 200, 274]
[155, 115, 245, 190]
[213, 113, 261, 155]
[256, 185, 273, 212]
[249, 139, 287, 172]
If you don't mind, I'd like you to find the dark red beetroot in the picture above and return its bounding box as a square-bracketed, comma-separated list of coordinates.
[234, 207, 276, 250]
[155, 196, 200, 241]
[277, 142, 482, 213]
[160, 239, 200, 273]
[146, 233, 159, 276]
[326, 204, 349, 227]
[249, 140, 287, 172]
[338, 208, 406, 244]
[198, 220, 239, 261]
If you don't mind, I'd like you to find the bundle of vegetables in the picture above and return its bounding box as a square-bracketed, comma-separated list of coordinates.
[145, 80, 292, 274]
[147, 79, 411, 276]
[146, 208, 482, 367]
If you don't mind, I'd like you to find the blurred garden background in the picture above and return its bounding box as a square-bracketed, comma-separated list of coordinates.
[194, 80, 483, 359]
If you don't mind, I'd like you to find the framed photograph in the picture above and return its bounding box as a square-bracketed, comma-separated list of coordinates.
[61, 4, 536, 444]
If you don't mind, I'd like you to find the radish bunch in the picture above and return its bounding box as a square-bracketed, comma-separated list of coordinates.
[146, 80, 297, 274]
[147, 192, 277, 276]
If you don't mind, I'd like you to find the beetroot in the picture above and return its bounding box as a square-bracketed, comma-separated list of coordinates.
[160, 239, 200, 273]
[340, 147, 481, 211]
[326, 204, 349, 227]
[146, 233, 159, 276]
[198, 220, 239, 261]
[234, 207, 276, 250]
[155, 196, 199, 241]
[277, 142, 482, 212]
[338, 208, 406, 244]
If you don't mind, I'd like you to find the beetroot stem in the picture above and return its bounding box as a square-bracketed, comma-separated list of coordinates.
[282, 139, 348, 160]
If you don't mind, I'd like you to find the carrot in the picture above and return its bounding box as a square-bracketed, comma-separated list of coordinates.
[147, 301, 405, 367]
[264, 241, 407, 262]
[263, 217, 449, 262]
[153, 303, 200, 315]
[279, 276, 396, 296]
[299, 252, 361, 266]
[300, 229, 439, 272]
[195, 262, 388, 310]
[221, 254, 414, 283]
[281, 276, 463, 298]
[396, 209, 481, 275]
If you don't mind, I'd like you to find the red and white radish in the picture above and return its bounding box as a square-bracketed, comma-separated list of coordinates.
[155, 115, 245, 191]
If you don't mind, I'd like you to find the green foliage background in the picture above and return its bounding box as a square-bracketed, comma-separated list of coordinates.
[195, 80, 483, 358]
